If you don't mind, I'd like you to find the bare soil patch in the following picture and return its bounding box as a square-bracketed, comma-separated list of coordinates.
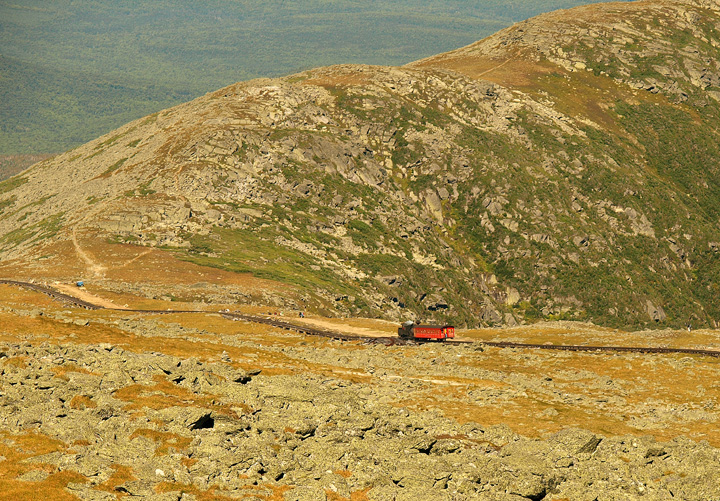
[53, 283, 126, 310]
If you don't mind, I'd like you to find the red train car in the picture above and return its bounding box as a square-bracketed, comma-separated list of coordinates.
[398, 321, 455, 340]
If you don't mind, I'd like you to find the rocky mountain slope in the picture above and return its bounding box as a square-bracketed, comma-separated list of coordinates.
[2, 286, 720, 500]
[3, 340, 719, 500]
[2, 0, 720, 329]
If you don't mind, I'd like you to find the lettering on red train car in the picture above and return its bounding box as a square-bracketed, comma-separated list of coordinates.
[398, 321, 455, 340]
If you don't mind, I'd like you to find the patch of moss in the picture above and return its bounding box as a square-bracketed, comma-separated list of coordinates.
[176, 227, 357, 298]
[0, 176, 28, 194]
[100, 157, 128, 177]
[0, 195, 16, 214]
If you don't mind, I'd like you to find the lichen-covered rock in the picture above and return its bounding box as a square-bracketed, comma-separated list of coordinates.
[1, 338, 719, 499]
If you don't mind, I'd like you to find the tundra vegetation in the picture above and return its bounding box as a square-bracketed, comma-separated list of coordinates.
[0, 1, 719, 498]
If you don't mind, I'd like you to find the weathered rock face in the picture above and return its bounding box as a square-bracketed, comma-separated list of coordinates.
[2, 339, 719, 500]
[3, 0, 720, 328]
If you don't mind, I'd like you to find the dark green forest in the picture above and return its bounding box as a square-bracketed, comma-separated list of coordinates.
[1, 0, 625, 156]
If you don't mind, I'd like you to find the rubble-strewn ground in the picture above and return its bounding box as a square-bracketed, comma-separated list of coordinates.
[1, 283, 720, 500]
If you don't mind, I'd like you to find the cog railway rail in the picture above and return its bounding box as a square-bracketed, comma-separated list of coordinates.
[3, 279, 720, 357]
[0, 279, 103, 310]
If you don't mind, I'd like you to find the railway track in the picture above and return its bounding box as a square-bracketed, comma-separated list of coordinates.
[2, 279, 720, 356]
[480, 341, 720, 358]
[0, 279, 103, 310]
[219, 312, 451, 346]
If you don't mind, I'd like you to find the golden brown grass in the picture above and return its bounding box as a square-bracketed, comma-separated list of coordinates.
[464, 321, 720, 350]
[69, 395, 97, 410]
[0, 432, 86, 501]
[96, 464, 136, 496]
[415, 50, 557, 89]
[326, 488, 371, 501]
[52, 364, 100, 381]
[302, 71, 372, 89]
[0, 234, 285, 311]
[128, 429, 193, 456]
[2, 285, 720, 451]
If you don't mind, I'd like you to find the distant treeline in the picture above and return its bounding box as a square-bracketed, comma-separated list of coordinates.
[1, 0, 625, 155]
[0, 153, 52, 181]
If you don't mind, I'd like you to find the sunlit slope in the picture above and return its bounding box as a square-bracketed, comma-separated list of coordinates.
[2, 0, 720, 329]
